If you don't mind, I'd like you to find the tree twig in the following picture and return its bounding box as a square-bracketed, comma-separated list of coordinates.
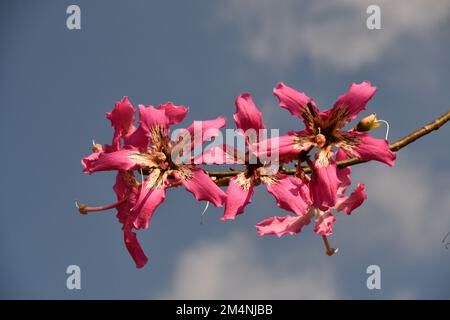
[209, 109, 450, 186]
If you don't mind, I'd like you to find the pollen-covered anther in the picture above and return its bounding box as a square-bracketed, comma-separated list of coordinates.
[314, 128, 327, 148]
[91, 140, 103, 153]
[321, 235, 339, 256]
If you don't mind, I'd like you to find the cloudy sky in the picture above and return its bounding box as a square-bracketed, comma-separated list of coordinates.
[0, 0, 449, 299]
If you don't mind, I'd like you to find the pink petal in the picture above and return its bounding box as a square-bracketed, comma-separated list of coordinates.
[345, 131, 396, 166]
[332, 81, 377, 125]
[123, 125, 149, 149]
[138, 104, 169, 132]
[123, 227, 148, 268]
[310, 158, 339, 211]
[253, 130, 312, 163]
[157, 102, 189, 125]
[106, 96, 136, 133]
[113, 172, 131, 201]
[84, 148, 138, 174]
[313, 211, 336, 236]
[132, 179, 167, 230]
[125, 105, 170, 148]
[195, 144, 246, 165]
[181, 166, 227, 207]
[335, 183, 367, 215]
[106, 97, 137, 150]
[113, 172, 138, 224]
[265, 175, 311, 216]
[234, 93, 265, 133]
[336, 149, 352, 192]
[222, 174, 254, 221]
[256, 215, 311, 237]
[112, 172, 149, 268]
[81, 151, 102, 173]
[273, 82, 318, 126]
[186, 117, 227, 150]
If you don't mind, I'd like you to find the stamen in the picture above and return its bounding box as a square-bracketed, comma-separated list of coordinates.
[321, 235, 339, 256]
[75, 198, 127, 215]
[140, 168, 145, 190]
[377, 119, 390, 140]
[199, 201, 210, 225]
[91, 140, 103, 153]
[315, 127, 326, 148]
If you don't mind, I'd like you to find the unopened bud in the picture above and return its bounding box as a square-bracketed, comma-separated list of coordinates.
[355, 113, 380, 132]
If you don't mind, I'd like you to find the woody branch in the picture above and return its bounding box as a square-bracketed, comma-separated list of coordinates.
[209, 109, 450, 186]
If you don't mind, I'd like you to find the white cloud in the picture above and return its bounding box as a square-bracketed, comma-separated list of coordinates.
[345, 150, 450, 255]
[162, 233, 338, 299]
[215, 0, 450, 71]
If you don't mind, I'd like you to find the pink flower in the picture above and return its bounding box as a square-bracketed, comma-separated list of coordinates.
[256, 149, 367, 255]
[202, 93, 313, 221]
[255, 81, 396, 210]
[79, 97, 227, 267]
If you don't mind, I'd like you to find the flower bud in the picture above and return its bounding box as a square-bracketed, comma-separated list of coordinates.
[355, 113, 380, 132]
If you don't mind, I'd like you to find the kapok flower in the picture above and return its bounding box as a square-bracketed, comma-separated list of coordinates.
[256, 150, 367, 256]
[79, 97, 227, 267]
[201, 93, 312, 220]
[254, 81, 396, 210]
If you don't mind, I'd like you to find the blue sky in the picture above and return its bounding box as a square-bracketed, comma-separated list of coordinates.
[0, 0, 449, 299]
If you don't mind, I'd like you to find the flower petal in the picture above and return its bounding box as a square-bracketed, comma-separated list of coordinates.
[313, 211, 336, 236]
[181, 166, 227, 207]
[234, 93, 265, 133]
[256, 214, 311, 237]
[84, 148, 139, 174]
[81, 151, 102, 173]
[335, 183, 367, 215]
[106, 96, 137, 150]
[123, 227, 148, 268]
[222, 174, 254, 221]
[273, 82, 318, 126]
[123, 125, 149, 149]
[196, 144, 246, 165]
[132, 172, 167, 229]
[157, 102, 188, 125]
[264, 175, 311, 216]
[336, 149, 352, 193]
[138, 104, 169, 132]
[106, 96, 136, 132]
[113, 172, 139, 224]
[310, 158, 339, 211]
[123, 105, 170, 149]
[253, 130, 313, 163]
[332, 81, 377, 125]
[186, 117, 227, 150]
[344, 131, 396, 166]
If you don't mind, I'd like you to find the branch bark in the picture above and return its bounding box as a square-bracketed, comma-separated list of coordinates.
[209, 109, 450, 186]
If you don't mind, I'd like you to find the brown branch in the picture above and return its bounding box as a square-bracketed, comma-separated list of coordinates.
[209, 109, 450, 186]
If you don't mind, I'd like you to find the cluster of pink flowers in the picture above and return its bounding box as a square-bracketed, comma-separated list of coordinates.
[79, 81, 396, 268]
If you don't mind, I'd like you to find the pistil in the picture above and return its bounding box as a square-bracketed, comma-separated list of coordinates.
[75, 198, 127, 215]
[314, 127, 326, 148]
[321, 235, 338, 256]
